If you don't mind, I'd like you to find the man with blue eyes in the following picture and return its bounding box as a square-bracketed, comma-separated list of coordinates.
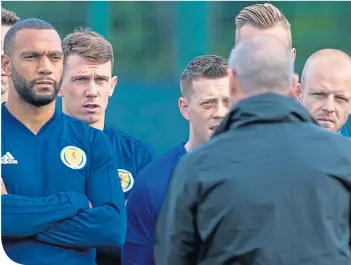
[122, 55, 230, 265]
[59, 28, 156, 265]
[296, 49, 351, 135]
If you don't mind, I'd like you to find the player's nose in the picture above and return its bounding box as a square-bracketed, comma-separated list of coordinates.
[85, 82, 98, 98]
[214, 102, 228, 119]
[38, 56, 53, 76]
[322, 96, 336, 113]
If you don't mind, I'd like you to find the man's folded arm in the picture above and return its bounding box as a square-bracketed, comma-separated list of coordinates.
[34, 132, 127, 248]
[34, 202, 125, 248]
[2, 191, 89, 238]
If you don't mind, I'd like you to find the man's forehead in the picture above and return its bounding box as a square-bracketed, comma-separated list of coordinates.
[308, 85, 351, 96]
[66, 55, 112, 75]
[306, 75, 351, 96]
[306, 64, 351, 85]
[192, 77, 230, 97]
[14, 29, 61, 52]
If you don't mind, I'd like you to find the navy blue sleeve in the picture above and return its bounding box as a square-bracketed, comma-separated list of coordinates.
[154, 157, 198, 265]
[122, 242, 154, 265]
[34, 130, 127, 248]
[122, 171, 157, 265]
[2, 191, 89, 238]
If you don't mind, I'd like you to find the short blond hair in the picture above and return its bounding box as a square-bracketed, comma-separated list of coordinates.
[235, 3, 292, 47]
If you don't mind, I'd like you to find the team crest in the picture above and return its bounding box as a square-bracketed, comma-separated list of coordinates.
[118, 169, 134, 193]
[60, 146, 87, 170]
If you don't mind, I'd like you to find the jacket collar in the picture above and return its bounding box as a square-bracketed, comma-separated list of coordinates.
[213, 93, 318, 137]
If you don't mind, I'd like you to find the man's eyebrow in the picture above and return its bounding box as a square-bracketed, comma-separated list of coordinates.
[20, 50, 63, 56]
[94, 73, 110, 79]
[20, 50, 40, 56]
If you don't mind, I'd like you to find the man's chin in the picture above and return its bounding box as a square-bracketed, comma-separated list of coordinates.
[84, 114, 101, 126]
[319, 123, 337, 132]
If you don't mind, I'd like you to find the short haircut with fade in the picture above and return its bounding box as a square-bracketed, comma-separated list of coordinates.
[1, 7, 20, 26]
[180, 55, 228, 99]
[235, 3, 292, 47]
[62, 27, 114, 73]
[3, 18, 56, 56]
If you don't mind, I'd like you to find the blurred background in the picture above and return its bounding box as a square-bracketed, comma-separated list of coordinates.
[3, 1, 351, 154]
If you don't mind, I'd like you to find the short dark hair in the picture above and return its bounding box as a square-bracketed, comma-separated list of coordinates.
[180, 55, 228, 98]
[62, 27, 114, 72]
[3, 18, 57, 56]
[1, 7, 20, 26]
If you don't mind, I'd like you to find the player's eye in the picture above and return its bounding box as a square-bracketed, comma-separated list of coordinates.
[51, 55, 62, 61]
[23, 55, 36, 60]
[201, 101, 213, 108]
[74, 77, 88, 82]
[311, 92, 325, 98]
[96, 78, 108, 83]
[336, 96, 348, 103]
[223, 98, 230, 107]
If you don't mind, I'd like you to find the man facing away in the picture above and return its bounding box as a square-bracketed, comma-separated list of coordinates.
[155, 35, 351, 265]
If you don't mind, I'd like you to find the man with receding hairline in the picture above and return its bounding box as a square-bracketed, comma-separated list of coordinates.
[155, 35, 351, 265]
[296, 49, 351, 135]
[1, 18, 126, 265]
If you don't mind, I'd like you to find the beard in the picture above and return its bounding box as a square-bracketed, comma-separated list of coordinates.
[12, 67, 60, 107]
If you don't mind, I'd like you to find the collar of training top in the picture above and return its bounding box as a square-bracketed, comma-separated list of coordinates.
[213, 92, 317, 137]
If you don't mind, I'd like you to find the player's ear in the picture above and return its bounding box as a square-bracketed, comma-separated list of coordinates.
[109, 76, 118, 97]
[58, 88, 63, 97]
[291, 48, 296, 61]
[288, 73, 299, 98]
[295, 82, 302, 101]
[228, 68, 239, 105]
[58, 76, 64, 97]
[178, 96, 190, 121]
[1, 54, 11, 76]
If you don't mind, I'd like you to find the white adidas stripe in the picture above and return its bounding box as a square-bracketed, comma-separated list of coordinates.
[1, 152, 18, 164]
[6, 152, 15, 160]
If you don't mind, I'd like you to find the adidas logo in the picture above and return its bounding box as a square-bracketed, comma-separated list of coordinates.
[1, 152, 18, 164]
